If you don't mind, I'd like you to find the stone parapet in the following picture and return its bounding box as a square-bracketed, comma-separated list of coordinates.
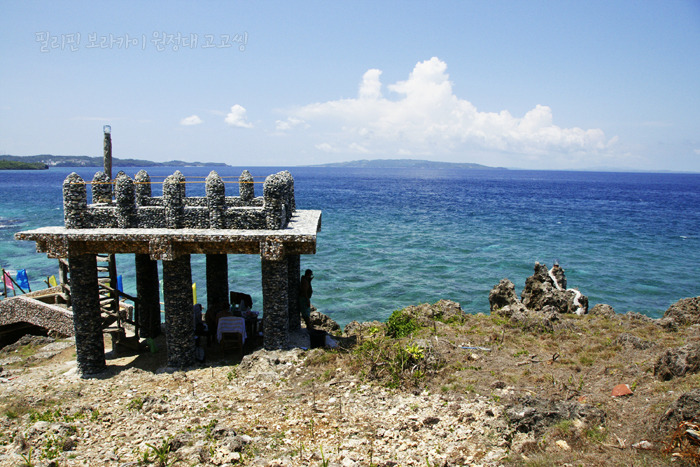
[60, 169, 294, 231]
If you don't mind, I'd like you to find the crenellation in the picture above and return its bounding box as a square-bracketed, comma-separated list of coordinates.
[239, 169, 255, 201]
[63, 169, 292, 231]
[206, 171, 225, 229]
[91, 171, 112, 204]
[63, 172, 88, 229]
[163, 171, 186, 229]
[134, 170, 151, 204]
[115, 173, 137, 228]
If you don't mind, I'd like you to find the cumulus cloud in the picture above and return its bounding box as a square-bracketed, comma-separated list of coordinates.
[180, 115, 202, 126]
[225, 105, 253, 128]
[283, 57, 612, 160]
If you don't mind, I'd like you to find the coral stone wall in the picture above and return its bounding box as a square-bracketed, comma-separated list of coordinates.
[62, 170, 295, 231]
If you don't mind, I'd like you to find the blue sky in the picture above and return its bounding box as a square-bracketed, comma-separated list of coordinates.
[1, 1, 699, 171]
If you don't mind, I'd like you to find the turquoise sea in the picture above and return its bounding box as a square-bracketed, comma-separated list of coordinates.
[1, 166, 699, 327]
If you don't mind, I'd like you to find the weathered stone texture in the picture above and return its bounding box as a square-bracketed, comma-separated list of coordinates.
[115, 173, 137, 228]
[62, 169, 292, 231]
[91, 171, 112, 204]
[68, 252, 105, 376]
[262, 258, 289, 350]
[239, 170, 255, 201]
[63, 173, 88, 229]
[162, 254, 195, 368]
[0, 291, 74, 336]
[287, 255, 301, 331]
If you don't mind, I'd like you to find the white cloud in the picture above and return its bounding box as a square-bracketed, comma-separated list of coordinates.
[275, 116, 306, 131]
[315, 142, 335, 152]
[284, 57, 613, 160]
[180, 115, 202, 126]
[694, 149, 700, 156]
[225, 105, 253, 128]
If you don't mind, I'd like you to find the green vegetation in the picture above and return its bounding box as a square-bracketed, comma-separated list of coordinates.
[0, 160, 47, 170]
[386, 308, 418, 338]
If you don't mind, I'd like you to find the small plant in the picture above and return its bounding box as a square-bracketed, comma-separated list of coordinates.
[553, 419, 574, 437]
[19, 447, 34, 467]
[143, 437, 180, 466]
[226, 369, 237, 382]
[128, 396, 144, 412]
[513, 349, 529, 357]
[386, 309, 417, 338]
[404, 343, 424, 360]
[320, 445, 330, 467]
[41, 433, 63, 461]
[585, 425, 607, 443]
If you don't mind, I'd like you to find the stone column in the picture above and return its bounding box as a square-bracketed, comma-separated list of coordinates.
[91, 171, 112, 204]
[239, 170, 254, 202]
[135, 254, 161, 338]
[162, 254, 195, 368]
[134, 170, 152, 205]
[206, 171, 225, 228]
[262, 256, 289, 350]
[287, 254, 301, 330]
[206, 254, 229, 311]
[103, 129, 112, 181]
[115, 173, 137, 228]
[68, 251, 105, 376]
[163, 171, 185, 229]
[63, 173, 88, 229]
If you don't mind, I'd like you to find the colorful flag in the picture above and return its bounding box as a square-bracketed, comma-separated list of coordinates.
[3, 271, 14, 291]
[48, 275, 57, 287]
[16, 269, 29, 290]
[117, 275, 123, 293]
[192, 283, 197, 304]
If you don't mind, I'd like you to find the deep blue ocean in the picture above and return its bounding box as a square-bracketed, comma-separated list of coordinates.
[1, 166, 698, 327]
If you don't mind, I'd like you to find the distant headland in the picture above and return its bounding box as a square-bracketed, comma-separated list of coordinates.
[307, 158, 505, 170]
[0, 160, 49, 170]
[0, 155, 229, 169]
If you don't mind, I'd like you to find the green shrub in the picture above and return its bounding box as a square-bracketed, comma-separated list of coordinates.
[386, 309, 417, 338]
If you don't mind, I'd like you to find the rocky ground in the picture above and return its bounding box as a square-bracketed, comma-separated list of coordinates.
[0, 267, 698, 466]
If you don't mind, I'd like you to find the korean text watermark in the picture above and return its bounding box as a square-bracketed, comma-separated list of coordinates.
[36, 31, 248, 53]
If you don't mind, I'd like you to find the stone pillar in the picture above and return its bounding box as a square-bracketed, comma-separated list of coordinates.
[135, 254, 161, 338]
[206, 254, 229, 311]
[134, 170, 151, 205]
[287, 254, 301, 330]
[162, 254, 195, 368]
[206, 171, 225, 228]
[239, 170, 254, 201]
[103, 129, 112, 181]
[115, 173, 137, 228]
[91, 171, 112, 204]
[68, 252, 105, 376]
[263, 173, 285, 230]
[262, 256, 289, 350]
[63, 173, 88, 229]
[163, 171, 185, 229]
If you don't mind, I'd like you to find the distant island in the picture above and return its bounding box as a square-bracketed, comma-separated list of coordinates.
[308, 158, 504, 170]
[0, 160, 49, 170]
[0, 155, 229, 169]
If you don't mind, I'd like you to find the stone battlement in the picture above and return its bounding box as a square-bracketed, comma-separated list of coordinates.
[63, 169, 295, 231]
